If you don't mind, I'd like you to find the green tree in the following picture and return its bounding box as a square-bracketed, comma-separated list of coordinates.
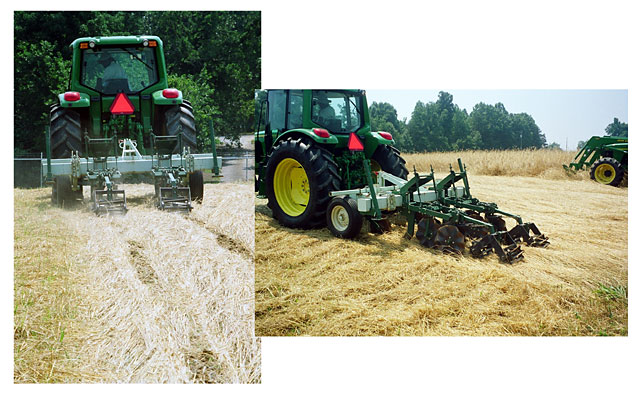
[369, 101, 412, 151]
[605, 117, 628, 137]
[14, 11, 260, 154]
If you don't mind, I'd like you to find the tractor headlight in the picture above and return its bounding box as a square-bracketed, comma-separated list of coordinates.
[143, 39, 149, 47]
[89, 40, 96, 48]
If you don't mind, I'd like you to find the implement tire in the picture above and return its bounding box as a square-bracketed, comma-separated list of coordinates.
[371, 144, 408, 180]
[265, 138, 340, 229]
[50, 105, 83, 159]
[326, 196, 363, 239]
[590, 157, 625, 187]
[189, 170, 204, 203]
[164, 100, 197, 153]
[54, 175, 75, 208]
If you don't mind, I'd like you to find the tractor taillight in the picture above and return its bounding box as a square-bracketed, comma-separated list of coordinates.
[313, 128, 330, 138]
[64, 92, 81, 102]
[379, 131, 393, 140]
[162, 89, 179, 98]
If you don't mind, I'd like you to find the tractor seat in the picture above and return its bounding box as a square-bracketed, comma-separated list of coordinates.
[102, 79, 131, 94]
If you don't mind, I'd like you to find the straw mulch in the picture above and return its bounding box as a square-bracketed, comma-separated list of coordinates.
[14, 183, 259, 383]
[255, 157, 628, 336]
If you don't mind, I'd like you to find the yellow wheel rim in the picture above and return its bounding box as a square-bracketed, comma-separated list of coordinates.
[594, 163, 616, 184]
[274, 158, 309, 216]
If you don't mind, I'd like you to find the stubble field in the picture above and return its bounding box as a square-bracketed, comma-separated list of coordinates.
[14, 182, 260, 383]
[255, 150, 628, 336]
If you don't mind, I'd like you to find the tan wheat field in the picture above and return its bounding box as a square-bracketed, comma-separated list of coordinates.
[14, 182, 260, 383]
[255, 150, 627, 336]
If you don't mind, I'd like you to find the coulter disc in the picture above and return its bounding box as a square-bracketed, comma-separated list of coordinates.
[433, 225, 466, 255]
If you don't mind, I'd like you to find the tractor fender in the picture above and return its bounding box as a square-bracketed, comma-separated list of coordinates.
[364, 131, 396, 158]
[152, 89, 184, 106]
[274, 128, 339, 146]
[57, 92, 90, 108]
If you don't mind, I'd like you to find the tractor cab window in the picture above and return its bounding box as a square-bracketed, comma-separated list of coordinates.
[267, 90, 286, 131]
[80, 47, 158, 95]
[287, 90, 304, 129]
[311, 90, 363, 133]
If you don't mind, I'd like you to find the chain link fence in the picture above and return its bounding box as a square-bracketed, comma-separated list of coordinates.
[14, 153, 44, 188]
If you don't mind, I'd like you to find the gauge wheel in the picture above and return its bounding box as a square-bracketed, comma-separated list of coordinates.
[326, 196, 363, 239]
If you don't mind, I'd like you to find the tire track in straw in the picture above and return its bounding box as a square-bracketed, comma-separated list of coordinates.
[69, 183, 259, 383]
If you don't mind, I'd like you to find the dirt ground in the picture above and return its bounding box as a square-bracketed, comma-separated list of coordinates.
[255, 172, 628, 336]
[14, 182, 260, 383]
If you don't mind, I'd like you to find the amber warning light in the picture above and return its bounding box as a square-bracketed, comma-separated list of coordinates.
[110, 93, 135, 115]
[347, 132, 364, 151]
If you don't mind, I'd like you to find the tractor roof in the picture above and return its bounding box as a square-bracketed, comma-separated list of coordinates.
[70, 35, 163, 48]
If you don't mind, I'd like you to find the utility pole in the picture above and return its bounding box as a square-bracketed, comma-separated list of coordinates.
[565, 137, 568, 151]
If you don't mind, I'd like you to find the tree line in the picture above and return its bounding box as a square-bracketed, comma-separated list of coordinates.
[370, 91, 548, 153]
[14, 11, 260, 155]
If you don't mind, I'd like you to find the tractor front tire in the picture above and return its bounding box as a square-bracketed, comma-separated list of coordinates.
[50, 105, 83, 159]
[164, 101, 197, 153]
[326, 196, 363, 239]
[590, 157, 625, 186]
[371, 144, 408, 180]
[265, 138, 340, 229]
[189, 170, 204, 203]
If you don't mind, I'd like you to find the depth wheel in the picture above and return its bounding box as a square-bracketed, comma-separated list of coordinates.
[54, 175, 75, 208]
[265, 138, 340, 229]
[590, 157, 625, 186]
[189, 170, 204, 202]
[326, 196, 363, 239]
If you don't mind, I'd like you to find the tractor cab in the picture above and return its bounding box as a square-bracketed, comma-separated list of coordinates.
[264, 89, 365, 135]
[79, 44, 159, 95]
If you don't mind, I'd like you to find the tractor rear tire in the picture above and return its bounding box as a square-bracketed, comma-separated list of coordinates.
[164, 100, 197, 153]
[371, 144, 408, 180]
[590, 157, 625, 186]
[50, 105, 83, 159]
[326, 196, 363, 239]
[189, 170, 204, 203]
[265, 138, 341, 229]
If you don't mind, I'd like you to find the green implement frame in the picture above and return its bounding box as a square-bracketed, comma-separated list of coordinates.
[328, 157, 549, 263]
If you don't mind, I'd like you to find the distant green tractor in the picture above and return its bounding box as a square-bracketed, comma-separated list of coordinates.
[50, 35, 196, 159]
[255, 89, 408, 229]
[564, 136, 628, 186]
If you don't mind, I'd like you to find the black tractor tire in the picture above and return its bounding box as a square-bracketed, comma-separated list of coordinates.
[265, 138, 341, 229]
[189, 170, 204, 203]
[163, 100, 197, 153]
[590, 157, 625, 187]
[50, 105, 83, 159]
[371, 144, 409, 180]
[326, 196, 363, 239]
[53, 175, 75, 208]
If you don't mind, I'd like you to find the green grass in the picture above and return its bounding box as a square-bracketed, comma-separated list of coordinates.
[14, 188, 85, 382]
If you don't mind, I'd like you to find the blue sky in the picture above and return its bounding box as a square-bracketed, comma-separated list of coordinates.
[366, 90, 628, 150]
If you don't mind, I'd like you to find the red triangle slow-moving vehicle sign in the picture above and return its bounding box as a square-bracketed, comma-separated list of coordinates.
[347, 132, 364, 151]
[110, 92, 135, 115]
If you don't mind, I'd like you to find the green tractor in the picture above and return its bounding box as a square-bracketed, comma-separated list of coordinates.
[50, 35, 196, 159]
[255, 89, 408, 229]
[563, 136, 628, 186]
[45, 35, 218, 213]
